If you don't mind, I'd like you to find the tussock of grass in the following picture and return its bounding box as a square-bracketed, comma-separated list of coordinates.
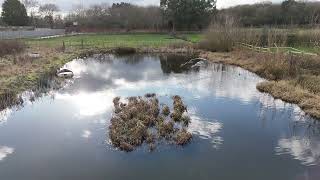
[109, 94, 192, 152]
[175, 129, 193, 145]
[162, 105, 170, 116]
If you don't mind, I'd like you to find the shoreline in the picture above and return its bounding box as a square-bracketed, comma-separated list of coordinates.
[0, 46, 198, 111]
[200, 50, 320, 119]
[1, 44, 320, 120]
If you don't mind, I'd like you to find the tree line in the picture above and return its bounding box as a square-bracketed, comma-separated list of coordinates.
[218, 0, 320, 27]
[66, 0, 216, 31]
[0, 0, 216, 31]
[1, 0, 320, 30]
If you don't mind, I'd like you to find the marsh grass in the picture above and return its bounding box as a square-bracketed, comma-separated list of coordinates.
[109, 94, 192, 152]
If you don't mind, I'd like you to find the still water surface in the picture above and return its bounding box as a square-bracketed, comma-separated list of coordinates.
[0, 54, 320, 180]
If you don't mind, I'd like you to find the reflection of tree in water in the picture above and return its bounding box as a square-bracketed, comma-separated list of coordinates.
[115, 54, 149, 65]
[159, 54, 198, 74]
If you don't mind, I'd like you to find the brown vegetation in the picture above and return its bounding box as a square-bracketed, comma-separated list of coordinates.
[198, 23, 289, 52]
[0, 40, 26, 57]
[109, 94, 192, 152]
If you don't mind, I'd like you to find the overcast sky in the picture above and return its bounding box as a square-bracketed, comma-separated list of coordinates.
[0, 0, 314, 12]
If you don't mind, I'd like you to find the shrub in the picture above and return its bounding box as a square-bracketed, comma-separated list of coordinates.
[114, 47, 136, 55]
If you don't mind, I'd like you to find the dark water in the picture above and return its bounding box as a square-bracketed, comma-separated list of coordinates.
[0, 54, 320, 180]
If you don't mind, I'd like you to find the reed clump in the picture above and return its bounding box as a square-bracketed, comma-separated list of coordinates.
[109, 94, 192, 152]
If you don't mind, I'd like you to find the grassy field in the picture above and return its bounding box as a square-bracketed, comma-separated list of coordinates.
[26, 33, 200, 49]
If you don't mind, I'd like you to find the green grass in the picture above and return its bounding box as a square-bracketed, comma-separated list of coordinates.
[182, 33, 204, 43]
[294, 46, 320, 55]
[26, 33, 195, 48]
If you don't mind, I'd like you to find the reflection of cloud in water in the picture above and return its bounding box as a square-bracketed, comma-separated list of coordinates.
[256, 93, 311, 124]
[0, 146, 14, 161]
[55, 91, 115, 116]
[276, 137, 320, 166]
[82, 130, 92, 139]
[63, 58, 266, 104]
[0, 108, 12, 125]
[188, 108, 223, 149]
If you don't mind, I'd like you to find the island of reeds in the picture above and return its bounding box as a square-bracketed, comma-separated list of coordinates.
[109, 94, 192, 152]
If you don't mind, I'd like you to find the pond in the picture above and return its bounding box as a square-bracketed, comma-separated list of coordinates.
[0, 54, 320, 180]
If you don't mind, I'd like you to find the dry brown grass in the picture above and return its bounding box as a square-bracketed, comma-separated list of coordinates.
[0, 40, 26, 57]
[198, 25, 288, 52]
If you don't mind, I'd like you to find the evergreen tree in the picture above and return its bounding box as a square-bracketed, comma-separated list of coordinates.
[160, 0, 216, 30]
[2, 0, 29, 26]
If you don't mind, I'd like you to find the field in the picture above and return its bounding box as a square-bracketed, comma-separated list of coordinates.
[26, 33, 201, 49]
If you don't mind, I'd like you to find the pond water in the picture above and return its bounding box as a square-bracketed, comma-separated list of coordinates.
[0, 54, 320, 180]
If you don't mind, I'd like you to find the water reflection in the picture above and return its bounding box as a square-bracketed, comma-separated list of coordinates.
[82, 130, 92, 139]
[189, 116, 223, 149]
[0, 108, 12, 124]
[0, 146, 14, 161]
[275, 120, 320, 166]
[1, 54, 320, 180]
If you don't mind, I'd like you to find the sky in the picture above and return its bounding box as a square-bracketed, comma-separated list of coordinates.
[0, 0, 311, 12]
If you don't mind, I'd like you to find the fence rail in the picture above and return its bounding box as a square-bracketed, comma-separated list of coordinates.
[237, 42, 318, 56]
[0, 28, 65, 40]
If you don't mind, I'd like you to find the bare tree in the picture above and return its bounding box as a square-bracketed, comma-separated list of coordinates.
[22, 0, 38, 25]
[39, 3, 60, 28]
[22, 0, 38, 9]
[39, 3, 59, 17]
